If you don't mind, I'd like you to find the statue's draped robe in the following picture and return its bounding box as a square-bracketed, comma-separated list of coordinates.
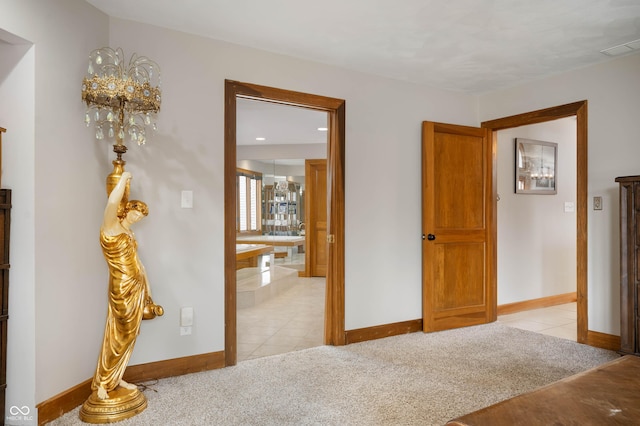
[92, 231, 146, 393]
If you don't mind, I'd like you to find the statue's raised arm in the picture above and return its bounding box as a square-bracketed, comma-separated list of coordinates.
[102, 171, 131, 235]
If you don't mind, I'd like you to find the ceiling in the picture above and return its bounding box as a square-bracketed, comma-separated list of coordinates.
[84, 0, 640, 150]
[236, 98, 328, 147]
[86, 0, 640, 94]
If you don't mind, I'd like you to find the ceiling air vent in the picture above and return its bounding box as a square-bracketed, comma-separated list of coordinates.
[600, 39, 640, 57]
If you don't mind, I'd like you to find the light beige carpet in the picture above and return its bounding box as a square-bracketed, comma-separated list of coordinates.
[49, 322, 618, 425]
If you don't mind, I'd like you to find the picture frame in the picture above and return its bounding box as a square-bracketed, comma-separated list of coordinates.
[515, 138, 557, 194]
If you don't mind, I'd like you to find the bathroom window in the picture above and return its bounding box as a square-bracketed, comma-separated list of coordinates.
[237, 168, 262, 232]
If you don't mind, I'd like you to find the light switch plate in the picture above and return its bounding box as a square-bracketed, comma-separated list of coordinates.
[181, 190, 193, 208]
[180, 307, 194, 326]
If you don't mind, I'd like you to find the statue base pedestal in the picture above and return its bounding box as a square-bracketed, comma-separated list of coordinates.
[79, 386, 147, 424]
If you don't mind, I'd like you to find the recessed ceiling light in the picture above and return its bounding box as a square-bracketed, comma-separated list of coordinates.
[601, 39, 640, 57]
[256, 137, 266, 141]
[317, 127, 328, 131]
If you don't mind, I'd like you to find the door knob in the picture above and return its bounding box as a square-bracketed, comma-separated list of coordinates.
[427, 234, 436, 241]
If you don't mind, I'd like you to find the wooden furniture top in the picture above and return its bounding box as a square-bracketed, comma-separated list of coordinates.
[236, 235, 305, 246]
[446, 355, 640, 426]
[615, 175, 640, 183]
[235, 244, 273, 260]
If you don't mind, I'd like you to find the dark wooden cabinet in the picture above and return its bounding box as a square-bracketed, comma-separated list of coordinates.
[0, 188, 10, 415]
[616, 176, 640, 356]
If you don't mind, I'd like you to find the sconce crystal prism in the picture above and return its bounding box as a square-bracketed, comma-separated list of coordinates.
[81, 47, 161, 158]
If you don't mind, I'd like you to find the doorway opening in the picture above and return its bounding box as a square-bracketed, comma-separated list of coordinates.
[482, 100, 589, 344]
[495, 117, 578, 340]
[235, 99, 327, 361]
[224, 80, 346, 366]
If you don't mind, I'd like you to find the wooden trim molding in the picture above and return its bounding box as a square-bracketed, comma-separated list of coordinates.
[497, 293, 621, 352]
[122, 351, 224, 383]
[325, 101, 346, 346]
[586, 330, 621, 352]
[497, 292, 577, 316]
[345, 319, 423, 345]
[36, 351, 224, 425]
[481, 101, 586, 129]
[37, 378, 92, 426]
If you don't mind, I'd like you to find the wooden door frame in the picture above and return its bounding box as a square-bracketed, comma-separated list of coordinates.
[482, 100, 588, 344]
[224, 80, 346, 366]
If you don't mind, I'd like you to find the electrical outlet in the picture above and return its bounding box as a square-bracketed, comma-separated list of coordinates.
[180, 326, 192, 336]
[593, 196, 603, 211]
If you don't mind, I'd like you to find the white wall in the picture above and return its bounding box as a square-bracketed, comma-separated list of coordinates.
[0, 0, 109, 421]
[480, 52, 640, 334]
[105, 17, 479, 366]
[497, 118, 577, 304]
[0, 39, 35, 425]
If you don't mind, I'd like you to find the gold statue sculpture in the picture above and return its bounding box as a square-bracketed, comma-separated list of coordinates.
[80, 171, 163, 423]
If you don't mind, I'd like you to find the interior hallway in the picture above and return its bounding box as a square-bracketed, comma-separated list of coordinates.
[497, 302, 577, 341]
[237, 255, 577, 362]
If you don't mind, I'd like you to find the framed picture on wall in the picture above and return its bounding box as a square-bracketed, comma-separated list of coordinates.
[515, 138, 557, 194]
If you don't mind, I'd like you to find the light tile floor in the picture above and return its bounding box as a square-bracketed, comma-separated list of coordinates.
[237, 256, 577, 362]
[497, 302, 577, 341]
[237, 254, 326, 362]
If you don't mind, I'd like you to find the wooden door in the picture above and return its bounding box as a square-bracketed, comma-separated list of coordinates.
[422, 121, 495, 332]
[305, 159, 327, 277]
